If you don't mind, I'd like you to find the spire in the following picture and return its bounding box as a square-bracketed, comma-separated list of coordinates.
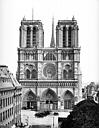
[23, 16, 26, 20]
[50, 17, 55, 48]
[72, 16, 75, 21]
[32, 8, 34, 20]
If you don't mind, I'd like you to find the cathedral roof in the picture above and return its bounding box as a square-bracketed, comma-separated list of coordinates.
[57, 16, 77, 26]
[21, 19, 43, 26]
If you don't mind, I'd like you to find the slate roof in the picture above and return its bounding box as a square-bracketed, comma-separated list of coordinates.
[0, 65, 21, 90]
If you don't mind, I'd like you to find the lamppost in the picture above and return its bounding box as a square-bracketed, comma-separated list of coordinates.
[19, 114, 29, 128]
[52, 111, 59, 128]
[53, 116, 54, 128]
[25, 116, 29, 126]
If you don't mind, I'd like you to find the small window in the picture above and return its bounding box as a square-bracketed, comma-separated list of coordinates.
[0, 113, 2, 122]
[31, 69, 37, 79]
[63, 26, 66, 47]
[43, 53, 56, 60]
[68, 26, 72, 47]
[32, 27, 37, 47]
[26, 69, 30, 79]
[26, 27, 31, 47]
[63, 70, 68, 79]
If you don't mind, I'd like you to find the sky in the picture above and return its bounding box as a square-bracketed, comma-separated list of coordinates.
[0, 0, 99, 86]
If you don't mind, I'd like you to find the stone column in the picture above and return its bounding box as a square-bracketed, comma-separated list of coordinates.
[58, 50, 61, 61]
[77, 26, 79, 47]
[30, 52, 32, 61]
[21, 27, 23, 47]
[21, 27, 24, 47]
[58, 63, 62, 79]
[19, 27, 21, 47]
[38, 28, 44, 48]
[61, 99, 64, 110]
[72, 28, 75, 47]
[37, 101, 40, 111]
[71, 27, 74, 47]
[58, 100, 61, 110]
[59, 28, 63, 48]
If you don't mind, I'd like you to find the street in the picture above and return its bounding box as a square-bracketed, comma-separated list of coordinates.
[21, 110, 70, 128]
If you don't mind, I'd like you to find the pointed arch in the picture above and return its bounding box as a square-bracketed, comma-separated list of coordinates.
[42, 88, 58, 101]
[63, 64, 73, 80]
[22, 89, 37, 110]
[63, 90, 74, 109]
[41, 88, 58, 110]
[23, 89, 37, 101]
[65, 64, 70, 70]
[63, 90, 74, 99]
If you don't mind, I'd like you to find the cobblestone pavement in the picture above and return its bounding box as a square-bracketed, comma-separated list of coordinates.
[21, 110, 70, 128]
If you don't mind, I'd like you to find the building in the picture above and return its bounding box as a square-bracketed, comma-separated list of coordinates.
[17, 16, 82, 111]
[0, 65, 22, 128]
[82, 82, 99, 103]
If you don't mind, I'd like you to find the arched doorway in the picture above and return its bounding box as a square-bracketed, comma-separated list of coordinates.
[63, 90, 74, 109]
[41, 88, 58, 110]
[23, 90, 37, 110]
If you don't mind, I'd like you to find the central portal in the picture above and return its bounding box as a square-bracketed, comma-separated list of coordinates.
[40, 88, 58, 110]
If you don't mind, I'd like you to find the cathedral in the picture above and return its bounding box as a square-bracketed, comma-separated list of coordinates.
[16, 16, 82, 111]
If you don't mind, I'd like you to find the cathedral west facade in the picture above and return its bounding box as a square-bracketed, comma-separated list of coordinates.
[17, 16, 82, 111]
